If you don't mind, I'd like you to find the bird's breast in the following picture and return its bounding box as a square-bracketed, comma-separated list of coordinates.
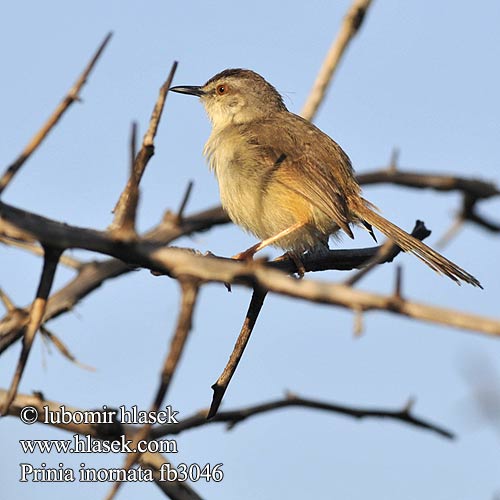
[203, 126, 333, 251]
[204, 130, 265, 235]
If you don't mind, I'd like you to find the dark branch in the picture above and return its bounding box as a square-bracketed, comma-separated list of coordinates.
[152, 392, 454, 440]
[1, 246, 62, 414]
[357, 169, 499, 200]
[209, 286, 268, 418]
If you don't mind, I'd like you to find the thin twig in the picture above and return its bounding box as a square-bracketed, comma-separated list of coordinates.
[110, 61, 178, 231]
[0, 246, 62, 414]
[151, 392, 454, 440]
[105, 278, 200, 500]
[461, 193, 500, 233]
[388, 148, 400, 173]
[40, 325, 95, 371]
[394, 265, 403, 299]
[209, 285, 268, 419]
[177, 180, 194, 221]
[344, 239, 396, 286]
[300, 0, 373, 121]
[0, 288, 16, 312]
[0, 235, 83, 269]
[130, 121, 138, 172]
[109, 122, 140, 239]
[436, 217, 464, 249]
[0, 33, 112, 196]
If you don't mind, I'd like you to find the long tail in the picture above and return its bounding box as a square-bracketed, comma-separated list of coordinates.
[353, 202, 481, 287]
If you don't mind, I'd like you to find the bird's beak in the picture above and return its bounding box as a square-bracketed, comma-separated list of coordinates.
[169, 85, 205, 97]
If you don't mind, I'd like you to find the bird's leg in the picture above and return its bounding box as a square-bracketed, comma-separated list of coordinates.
[274, 251, 306, 278]
[232, 221, 306, 261]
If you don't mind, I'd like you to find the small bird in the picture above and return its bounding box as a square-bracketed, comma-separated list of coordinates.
[170, 69, 480, 287]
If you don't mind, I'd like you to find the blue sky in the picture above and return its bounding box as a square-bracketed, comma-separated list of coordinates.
[1, 1, 499, 499]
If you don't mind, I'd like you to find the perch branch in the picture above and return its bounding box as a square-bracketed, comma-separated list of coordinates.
[1, 201, 498, 336]
[0, 205, 228, 354]
[2, 166, 497, 351]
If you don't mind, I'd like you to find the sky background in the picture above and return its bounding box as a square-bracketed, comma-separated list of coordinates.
[1, 1, 499, 499]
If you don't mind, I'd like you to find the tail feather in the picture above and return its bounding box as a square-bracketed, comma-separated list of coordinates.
[355, 204, 481, 288]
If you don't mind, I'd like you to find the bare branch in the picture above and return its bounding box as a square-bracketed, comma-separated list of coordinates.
[344, 239, 396, 286]
[40, 325, 95, 371]
[300, 0, 373, 121]
[393, 265, 403, 300]
[0, 390, 203, 500]
[357, 168, 500, 242]
[177, 180, 194, 222]
[0, 219, 414, 354]
[1, 235, 83, 269]
[0, 246, 62, 414]
[152, 392, 454, 440]
[1, 386, 452, 499]
[1, 201, 498, 336]
[0, 288, 16, 312]
[0, 33, 112, 196]
[2, 165, 496, 352]
[110, 61, 178, 233]
[461, 193, 500, 233]
[357, 169, 500, 201]
[388, 148, 400, 172]
[109, 122, 140, 240]
[106, 278, 200, 500]
[0, 204, 228, 354]
[209, 286, 268, 419]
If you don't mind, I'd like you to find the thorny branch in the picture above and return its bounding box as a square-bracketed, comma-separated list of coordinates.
[0, 390, 202, 500]
[1, 388, 454, 450]
[0, 33, 112, 196]
[1, 246, 62, 414]
[153, 392, 454, 440]
[209, 285, 268, 419]
[1, 201, 499, 336]
[1, 1, 499, 497]
[0, 205, 228, 354]
[301, 0, 373, 121]
[110, 61, 178, 236]
[106, 278, 200, 500]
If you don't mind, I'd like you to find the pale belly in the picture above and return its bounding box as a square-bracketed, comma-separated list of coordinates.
[215, 159, 337, 252]
[205, 131, 338, 253]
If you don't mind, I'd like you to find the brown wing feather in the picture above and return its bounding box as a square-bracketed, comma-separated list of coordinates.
[239, 114, 360, 238]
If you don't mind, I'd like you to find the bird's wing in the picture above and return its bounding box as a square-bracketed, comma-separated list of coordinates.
[240, 115, 360, 238]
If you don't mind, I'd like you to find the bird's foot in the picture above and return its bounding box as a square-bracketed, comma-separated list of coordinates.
[275, 252, 306, 278]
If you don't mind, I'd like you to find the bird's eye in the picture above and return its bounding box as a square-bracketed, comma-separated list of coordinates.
[216, 84, 228, 95]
